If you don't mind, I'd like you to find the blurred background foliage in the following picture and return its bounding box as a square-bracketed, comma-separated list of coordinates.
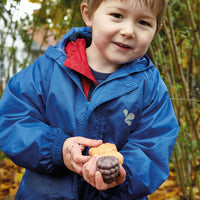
[0, 0, 199, 199]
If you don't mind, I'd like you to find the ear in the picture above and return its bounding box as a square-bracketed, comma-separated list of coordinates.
[81, 2, 92, 27]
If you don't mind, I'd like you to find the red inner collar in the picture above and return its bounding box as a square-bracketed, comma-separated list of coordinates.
[64, 38, 98, 98]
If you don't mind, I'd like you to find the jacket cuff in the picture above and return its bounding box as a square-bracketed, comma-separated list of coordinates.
[51, 128, 69, 168]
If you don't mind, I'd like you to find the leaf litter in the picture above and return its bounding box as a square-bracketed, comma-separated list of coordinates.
[0, 158, 199, 200]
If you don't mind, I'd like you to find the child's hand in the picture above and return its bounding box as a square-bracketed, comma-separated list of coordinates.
[82, 155, 126, 191]
[62, 137, 102, 175]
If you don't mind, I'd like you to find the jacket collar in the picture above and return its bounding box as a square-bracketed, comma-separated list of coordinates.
[64, 38, 97, 85]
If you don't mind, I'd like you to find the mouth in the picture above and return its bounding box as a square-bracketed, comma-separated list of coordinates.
[113, 42, 132, 49]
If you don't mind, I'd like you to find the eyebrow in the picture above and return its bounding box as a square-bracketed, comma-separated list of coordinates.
[106, 6, 126, 12]
[107, 6, 156, 20]
[139, 14, 156, 20]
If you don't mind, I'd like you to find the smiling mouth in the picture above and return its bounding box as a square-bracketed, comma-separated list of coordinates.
[113, 42, 132, 49]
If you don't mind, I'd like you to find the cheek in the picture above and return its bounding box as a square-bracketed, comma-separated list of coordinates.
[93, 26, 112, 45]
[138, 34, 154, 49]
[93, 18, 115, 36]
[92, 20, 105, 37]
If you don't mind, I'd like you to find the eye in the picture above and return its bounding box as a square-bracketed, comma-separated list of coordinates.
[139, 20, 151, 27]
[111, 13, 123, 19]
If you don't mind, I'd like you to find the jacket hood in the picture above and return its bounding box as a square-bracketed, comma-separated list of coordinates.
[45, 27, 154, 75]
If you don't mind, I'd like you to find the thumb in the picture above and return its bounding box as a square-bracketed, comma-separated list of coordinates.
[95, 171, 107, 191]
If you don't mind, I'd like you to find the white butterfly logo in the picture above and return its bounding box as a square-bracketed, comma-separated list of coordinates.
[123, 109, 135, 126]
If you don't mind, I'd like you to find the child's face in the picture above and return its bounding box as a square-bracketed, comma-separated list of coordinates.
[84, 0, 157, 68]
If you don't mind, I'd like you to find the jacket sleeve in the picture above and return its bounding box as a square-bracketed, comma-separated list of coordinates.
[0, 55, 69, 175]
[105, 69, 179, 199]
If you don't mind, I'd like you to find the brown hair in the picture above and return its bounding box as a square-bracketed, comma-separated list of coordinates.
[81, 0, 168, 30]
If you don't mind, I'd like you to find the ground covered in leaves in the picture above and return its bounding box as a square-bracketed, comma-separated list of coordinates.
[0, 159, 24, 200]
[0, 158, 199, 200]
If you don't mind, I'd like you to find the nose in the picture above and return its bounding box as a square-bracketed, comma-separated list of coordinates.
[120, 21, 135, 38]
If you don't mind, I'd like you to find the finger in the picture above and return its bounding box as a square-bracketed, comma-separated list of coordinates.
[95, 171, 121, 191]
[75, 137, 102, 148]
[63, 151, 83, 175]
[95, 165, 126, 191]
[116, 165, 126, 184]
[72, 153, 91, 164]
[71, 161, 84, 176]
[71, 145, 91, 164]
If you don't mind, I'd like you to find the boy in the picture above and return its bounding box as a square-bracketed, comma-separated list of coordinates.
[0, 0, 179, 199]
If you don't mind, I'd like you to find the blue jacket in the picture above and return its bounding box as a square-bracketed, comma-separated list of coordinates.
[0, 27, 179, 200]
